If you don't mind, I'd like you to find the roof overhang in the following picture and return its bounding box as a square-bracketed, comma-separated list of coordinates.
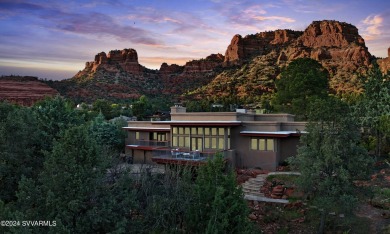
[240, 131, 305, 138]
[169, 121, 241, 127]
[123, 127, 170, 132]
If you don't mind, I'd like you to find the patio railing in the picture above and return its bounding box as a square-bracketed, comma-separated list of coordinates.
[152, 148, 228, 161]
[135, 140, 171, 147]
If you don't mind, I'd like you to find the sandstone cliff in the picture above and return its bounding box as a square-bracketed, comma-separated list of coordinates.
[59, 20, 379, 103]
[224, 30, 302, 65]
[75, 48, 144, 78]
[219, 20, 372, 95]
[0, 76, 58, 106]
[378, 47, 390, 74]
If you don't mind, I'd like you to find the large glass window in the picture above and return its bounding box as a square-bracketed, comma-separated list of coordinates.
[172, 126, 228, 150]
[251, 138, 275, 152]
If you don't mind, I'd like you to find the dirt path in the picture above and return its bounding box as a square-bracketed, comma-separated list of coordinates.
[355, 203, 390, 233]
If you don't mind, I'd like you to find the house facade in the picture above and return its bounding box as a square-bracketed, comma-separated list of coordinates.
[124, 105, 306, 171]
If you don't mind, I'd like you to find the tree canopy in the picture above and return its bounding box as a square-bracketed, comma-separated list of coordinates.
[274, 58, 329, 119]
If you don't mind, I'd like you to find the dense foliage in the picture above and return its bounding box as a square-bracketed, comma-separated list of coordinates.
[0, 98, 253, 233]
[274, 58, 329, 119]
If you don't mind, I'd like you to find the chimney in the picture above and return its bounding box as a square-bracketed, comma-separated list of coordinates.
[170, 103, 186, 114]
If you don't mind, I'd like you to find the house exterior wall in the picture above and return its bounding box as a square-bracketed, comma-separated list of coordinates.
[124, 106, 306, 171]
[132, 149, 155, 164]
[279, 137, 301, 162]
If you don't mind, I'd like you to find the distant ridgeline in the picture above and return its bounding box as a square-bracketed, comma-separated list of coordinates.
[10, 20, 390, 104]
[0, 76, 58, 106]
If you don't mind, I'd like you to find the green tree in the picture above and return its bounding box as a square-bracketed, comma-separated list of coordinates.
[132, 95, 152, 120]
[274, 58, 329, 119]
[186, 155, 253, 233]
[33, 96, 84, 151]
[354, 62, 390, 157]
[0, 106, 44, 203]
[92, 99, 114, 119]
[7, 125, 139, 233]
[89, 113, 125, 152]
[133, 166, 193, 233]
[290, 99, 373, 233]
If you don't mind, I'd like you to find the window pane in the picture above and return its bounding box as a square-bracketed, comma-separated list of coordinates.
[211, 138, 217, 149]
[197, 138, 203, 151]
[259, 139, 266, 151]
[228, 128, 230, 136]
[205, 128, 210, 135]
[153, 132, 157, 140]
[172, 127, 177, 134]
[185, 127, 190, 134]
[218, 138, 224, 150]
[191, 127, 197, 135]
[219, 128, 224, 136]
[198, 127, 203, 135]
[267, 139, 274, 151]
[211, 128, 217, 135]
[185, 137, 190, 147]
[179, 127, 184, 134]
[228, 137, 230, 149]
[136, 132, 140, 140]
[191, 138, 196, 151]
[205, 137, 210, 148]
[251, 138, 257, 150]
[172, 136, 178, 146]
[179, 136, 184, 147]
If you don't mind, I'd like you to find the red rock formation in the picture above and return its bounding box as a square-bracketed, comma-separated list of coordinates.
[298, 20, 365, 48]
[0, 76, 58, 106]
[159, 63, 183, 74]
[224, 30, 302, 64]
[183, 53, 224, 73]
[224, 20, 371, 66]
[220, 20, 372, 94]
[378, 47, 390, 74]
[65, 20, 377, 102]
[75, 48, 144, 78]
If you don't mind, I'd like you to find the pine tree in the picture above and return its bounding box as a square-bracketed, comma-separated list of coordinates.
[291, 98, 373, 233]
[354, 62, 390, 156]
[274, 58, 329, 119]
[186, 155, 253, 233]
[0, 107, 44, 202]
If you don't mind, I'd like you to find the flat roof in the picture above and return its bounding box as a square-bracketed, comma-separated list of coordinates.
[123, 127, 170, 132]
[168, 121, 242, 126]
[240, 131, 306, 137]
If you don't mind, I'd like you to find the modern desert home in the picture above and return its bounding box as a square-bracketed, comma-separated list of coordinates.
[124, 105, 306, 171]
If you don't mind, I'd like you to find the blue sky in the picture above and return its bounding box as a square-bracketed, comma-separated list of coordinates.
[0, 0, 389, 80]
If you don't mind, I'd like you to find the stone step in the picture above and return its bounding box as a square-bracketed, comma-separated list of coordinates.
[245, 181, 264, 186]
[242, 188, 260, 192]
[245, 192, 265, 197]
[244, 194, 288, 203]
[242, 185, 262, 190]
[248, 177, 266, 182]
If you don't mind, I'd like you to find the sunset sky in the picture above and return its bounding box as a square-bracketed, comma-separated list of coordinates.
[0, 0, 389, 80]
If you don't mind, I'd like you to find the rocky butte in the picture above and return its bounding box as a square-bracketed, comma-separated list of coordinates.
[55, 20, 387, 103]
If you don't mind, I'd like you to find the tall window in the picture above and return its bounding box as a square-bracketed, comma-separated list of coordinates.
[152, 132, 167, 141]
[171, 126, 230, 150]
[251, 138, 275, 151]
[135, 131, 140, 140]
